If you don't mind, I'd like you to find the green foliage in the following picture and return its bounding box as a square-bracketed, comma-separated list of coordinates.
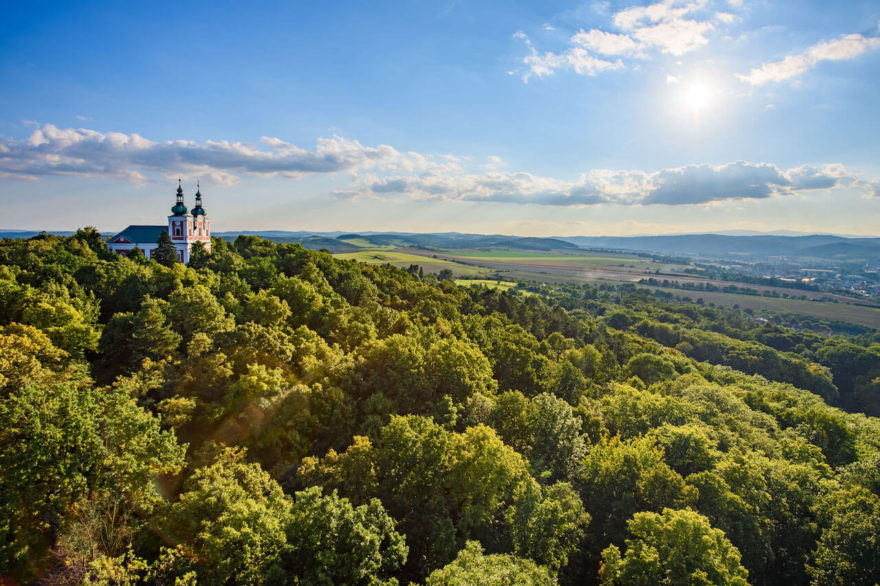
[2, 230, 880, 583]
[649, 423, 720, 477]
[346, 332, 495, 416]
[0, 324, 184, 580]
[599, 508, 749, 585]
[506, 481, 590, 570]
[1, 377, 103, 574]
[488, 391, 587, 481]
[98, 297, 181, 378]
[188, 239, 209, 268]
[153, 230, 179, 267]
[167, 283, 234, 343]
[808, 486, 880, 584]
[426, 541, 555, 585]
[21, 296, 100, 357]
[297, 415, 585, 579]
[285, 486, 408, 584]
[160, 448, 290, 584]
[625, 351, 678, 386]
[575, 435, 696, 570]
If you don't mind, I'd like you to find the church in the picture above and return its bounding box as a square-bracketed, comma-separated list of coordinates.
[107, 180, 212, 263]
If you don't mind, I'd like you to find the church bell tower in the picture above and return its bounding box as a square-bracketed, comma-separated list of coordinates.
[190, 181, 212, 253]
[167, 178, 193, 263]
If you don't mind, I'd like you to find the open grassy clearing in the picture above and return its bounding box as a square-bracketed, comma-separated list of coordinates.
[334, 249, 490, 277]
[454, 279, 518, 291]
[336, 237, 391, 248]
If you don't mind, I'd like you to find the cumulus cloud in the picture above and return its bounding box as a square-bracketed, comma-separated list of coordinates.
[1, 124, 865, 207]
[0, 123, 419, 184]
[739, 33, 880, 85]
[572, 29, 642, 56]
[524, 47, 623, 79]
[612, 0, 714, 56]
[348, 161, 857, 207]
[348, 168, 650, 206]
[520, 0, 727, 80]
[643, 162, 790, 204]
[787, 164, 851, 190]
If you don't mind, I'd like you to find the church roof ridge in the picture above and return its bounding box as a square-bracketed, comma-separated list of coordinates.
[110, 225, 168, 244]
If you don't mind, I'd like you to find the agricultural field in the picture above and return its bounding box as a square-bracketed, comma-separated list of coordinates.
[454, 279, 518, 292]
[410, 248, 874, 302]
[401, 248, 700, 287]
[336, 237, 394, 249]
[425, 248, 686, 271]
[334, 249, 491, 277]
[638, 285, 880, 329]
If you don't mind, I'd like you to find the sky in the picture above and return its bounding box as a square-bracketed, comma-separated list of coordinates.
[1, 0, 879, 236]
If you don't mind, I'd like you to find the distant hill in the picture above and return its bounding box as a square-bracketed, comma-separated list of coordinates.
[558, 234, 880, 262]
[217, 231, 582, 252]
[3, 229, 878, 262]
[0, 230, 75, 239]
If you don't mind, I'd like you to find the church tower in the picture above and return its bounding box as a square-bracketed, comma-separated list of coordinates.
[190, 181, 212, 253]
[168, 178, 194, 263]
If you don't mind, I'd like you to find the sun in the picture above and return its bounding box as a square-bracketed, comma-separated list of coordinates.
[679, 79, 716, 116]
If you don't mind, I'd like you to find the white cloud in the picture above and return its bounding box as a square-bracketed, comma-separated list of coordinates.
[612, 1, 698, 30]
[518, 0, 727, 80]
[483, 155, 505, 171]
[611, 0, 715, 56]
[739, 33, 880, 85]
[2, 124, 865, 208]
[0, 123, 421, 183]
[572, 29, 642, 56]
[630, 18, 713, 56]
[808, 33, 880, 61]
[643, 161, 790, 204]
[524, 47, 623, 80]
[786, 164, 851, 190]
[347, 160, 858, 207]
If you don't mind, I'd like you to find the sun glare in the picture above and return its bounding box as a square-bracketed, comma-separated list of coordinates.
[682, 81, 712, 112]
[681, 80, 714, 115]
[678, 79, 718, 116]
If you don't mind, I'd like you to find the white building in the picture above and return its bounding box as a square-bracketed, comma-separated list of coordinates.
[107, 180, 212, 263]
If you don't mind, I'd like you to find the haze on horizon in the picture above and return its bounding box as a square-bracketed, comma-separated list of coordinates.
[1, 0, 879, 237]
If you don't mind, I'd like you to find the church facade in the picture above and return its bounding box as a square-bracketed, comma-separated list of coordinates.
[107, 180, 212, 264]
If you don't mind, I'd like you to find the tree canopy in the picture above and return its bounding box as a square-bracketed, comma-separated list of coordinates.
[1, 230, 879, 584]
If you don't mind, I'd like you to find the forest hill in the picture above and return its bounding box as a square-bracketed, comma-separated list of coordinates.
[1, 229, 879, 584]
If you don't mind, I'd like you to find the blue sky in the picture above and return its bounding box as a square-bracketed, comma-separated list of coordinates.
[1, 0, 879, 235]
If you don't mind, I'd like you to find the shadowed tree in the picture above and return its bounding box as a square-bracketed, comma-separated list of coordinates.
[153, 231, 180, 267]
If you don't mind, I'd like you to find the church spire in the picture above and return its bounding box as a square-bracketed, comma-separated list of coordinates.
[192, 180, 206, 216]
[171, 177, 188, 216]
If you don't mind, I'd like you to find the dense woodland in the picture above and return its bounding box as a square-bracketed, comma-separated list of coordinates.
[2, 228, 880, 585]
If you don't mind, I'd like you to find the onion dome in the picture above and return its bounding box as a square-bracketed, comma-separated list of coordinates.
[192, 181, 206, 216]
[171, 178, 188, 215]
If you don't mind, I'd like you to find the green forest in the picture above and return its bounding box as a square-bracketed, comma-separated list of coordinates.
[2, 229, 880, 585]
